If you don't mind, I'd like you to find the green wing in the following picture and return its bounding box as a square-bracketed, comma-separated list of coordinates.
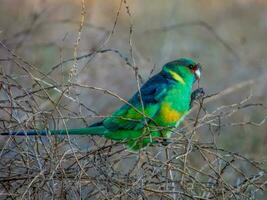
[103, 101, 159, 130]
[98, 74, 169, 131]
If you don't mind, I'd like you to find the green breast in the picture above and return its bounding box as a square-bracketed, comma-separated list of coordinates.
[154, 85, 191, 126]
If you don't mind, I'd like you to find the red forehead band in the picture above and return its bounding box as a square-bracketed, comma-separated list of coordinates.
[191, 64, 199, 72]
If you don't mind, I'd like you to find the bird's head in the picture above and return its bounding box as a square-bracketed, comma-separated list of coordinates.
[162, 58, 202, 85]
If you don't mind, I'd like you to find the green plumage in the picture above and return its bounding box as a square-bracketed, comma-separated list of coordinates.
[3, 58, 202, 151]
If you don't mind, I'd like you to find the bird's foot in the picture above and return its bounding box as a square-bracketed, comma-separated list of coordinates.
[190, 88, 205, 106]
[162, 138, 172, 146]
[154, 138, 171, 146]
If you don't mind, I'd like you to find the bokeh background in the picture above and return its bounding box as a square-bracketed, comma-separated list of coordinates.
[0, 0, 267, 199]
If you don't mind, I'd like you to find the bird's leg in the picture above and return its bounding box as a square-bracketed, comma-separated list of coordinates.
[161, 138, 171, 146]
[190, 88, 205, 107]
[153, 138, 171, 146]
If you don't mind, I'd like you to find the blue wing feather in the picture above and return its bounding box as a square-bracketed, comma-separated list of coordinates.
[90, 73, 171, 131]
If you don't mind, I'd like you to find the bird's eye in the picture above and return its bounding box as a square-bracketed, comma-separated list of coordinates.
[188, 64, 198, 71]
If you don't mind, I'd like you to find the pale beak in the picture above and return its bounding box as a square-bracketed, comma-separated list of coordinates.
[195, 68, 201, 80]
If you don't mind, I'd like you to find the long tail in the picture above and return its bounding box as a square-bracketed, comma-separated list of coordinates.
[1, 126, 107, 136]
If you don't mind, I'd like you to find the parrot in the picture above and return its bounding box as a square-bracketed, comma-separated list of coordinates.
[1, 58, 203, 151]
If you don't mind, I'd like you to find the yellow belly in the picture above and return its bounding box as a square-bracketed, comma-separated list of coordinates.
[156, 102, 184, 126]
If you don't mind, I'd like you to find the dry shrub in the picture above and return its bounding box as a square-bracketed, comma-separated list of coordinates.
[0, 0, 266, 199]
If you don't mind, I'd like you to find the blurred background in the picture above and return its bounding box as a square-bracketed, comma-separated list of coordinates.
[0, 0, 266, 199]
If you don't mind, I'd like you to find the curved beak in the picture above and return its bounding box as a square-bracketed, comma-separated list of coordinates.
[194, 63, 202, 80]
[195, 68, 201, 80]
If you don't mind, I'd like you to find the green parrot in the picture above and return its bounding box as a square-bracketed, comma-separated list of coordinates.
[1, 58, 203, 151]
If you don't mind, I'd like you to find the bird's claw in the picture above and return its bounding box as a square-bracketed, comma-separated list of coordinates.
[154, 138, 171, 146]
[161, 139, 171, 146]
[190, 88, 205, 106]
